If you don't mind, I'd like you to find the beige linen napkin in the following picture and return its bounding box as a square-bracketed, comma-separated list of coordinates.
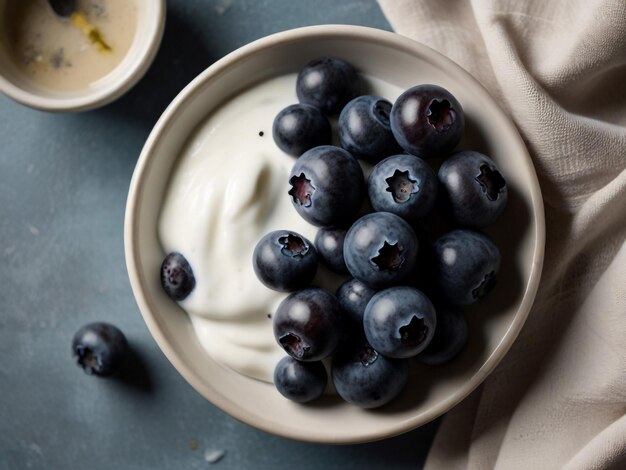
[377, 0, 626, 468]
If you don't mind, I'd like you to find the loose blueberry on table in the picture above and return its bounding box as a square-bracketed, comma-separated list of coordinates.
[390, 84, 465, 158]
[338, 95, 401, 163]
[253, 230, 318, 292]
[368, 153, 439, 221]
[439, 150, 508, 228]
[72, 322, 128, 377]
[272, 103, 331, 157]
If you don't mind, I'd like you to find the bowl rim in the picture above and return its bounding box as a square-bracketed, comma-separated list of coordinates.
[124, 24, 546, 444]
[0, 0, 166, 112]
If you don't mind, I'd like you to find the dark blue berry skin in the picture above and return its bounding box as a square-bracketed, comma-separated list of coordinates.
[336, 278, 377, 324]
[368, 154, 438, 221]
[274, 356, 327, 403]
[161, 252, 196, 301]
[253, 230, 318, 292]
[433, 230, 501, 306]
[272, 104, 332, 157]
[438, 151, 507, 228]
[315, 227, 348, 274]
[288, 146, 365, 227]
[72, 322, 128, 377]
[343, 212, 418, 289]
[338, 95, 401, 163]
[296, 57, 360, 114]
[363, 286, 436, 358]
[390, 84, 464, 158]
[332, 338, 408, 408]
[417, 308, 468, 365]
[273, 288, 344, 361]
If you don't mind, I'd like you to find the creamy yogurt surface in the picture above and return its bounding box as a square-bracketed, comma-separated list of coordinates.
[159, 73, 403, 383]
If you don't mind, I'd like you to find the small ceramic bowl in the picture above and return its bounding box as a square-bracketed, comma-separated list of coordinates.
[0, 0, 165, 112]
[125, 25, 545, 444]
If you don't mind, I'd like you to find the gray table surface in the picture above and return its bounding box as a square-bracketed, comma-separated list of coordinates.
[0, 1, 439, 468]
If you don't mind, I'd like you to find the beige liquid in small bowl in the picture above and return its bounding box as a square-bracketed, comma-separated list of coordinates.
[2, 0, 137, 91]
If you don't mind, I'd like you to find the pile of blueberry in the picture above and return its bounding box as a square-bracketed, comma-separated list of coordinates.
[255, 57, 508, 408]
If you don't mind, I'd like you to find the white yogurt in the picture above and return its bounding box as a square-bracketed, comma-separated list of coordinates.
[159, 73, 403, 383]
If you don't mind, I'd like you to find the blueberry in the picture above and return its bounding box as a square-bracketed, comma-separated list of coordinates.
[338, 95, 401, 163]
[433, 229, 501, 306]
[273, 287, 345, 361]
[438, 151, 507, 228]
[288, 145, 365, 227]
[296, 57, 360, 114]
[161, 252, 196, 301]
[332, 338, 408, 408]
[72, 322, 128, 377]
[390, 84, 464, 158]
[272, 104, 332, 157]
[368, 154, 438, 221]
[314, 227, 348, 274]
[363, 286, 436, 358]
[274, 356, 327, 403]
[336, 278, 376, 324]
[343, 212, 418, 289]
[253, 230, 318, 292]
[417, 308, 468, 365]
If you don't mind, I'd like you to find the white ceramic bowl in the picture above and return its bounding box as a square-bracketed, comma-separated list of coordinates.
[0, 0, 165, 112]
[125, 25, 545, 444]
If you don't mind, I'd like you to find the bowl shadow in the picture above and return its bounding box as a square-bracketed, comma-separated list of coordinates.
[335, 419, 440, 467]
[476, 182, 531, 318]
[113, 343, 155, 394]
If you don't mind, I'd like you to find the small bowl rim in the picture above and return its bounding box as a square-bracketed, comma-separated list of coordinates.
[0, 0, 166, 112]
[124, 24, 545, 444]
